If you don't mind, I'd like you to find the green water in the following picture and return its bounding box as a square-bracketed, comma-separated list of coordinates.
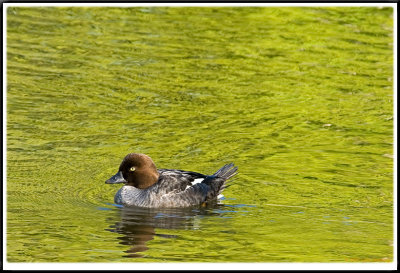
[6, 6, 394, 263]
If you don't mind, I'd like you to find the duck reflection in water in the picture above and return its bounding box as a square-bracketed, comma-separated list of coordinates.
[106, 202, 223, 258]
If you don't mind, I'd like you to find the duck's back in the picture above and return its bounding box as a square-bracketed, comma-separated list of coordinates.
[156, 169, 206, 191]
[153, 164, 237, 207]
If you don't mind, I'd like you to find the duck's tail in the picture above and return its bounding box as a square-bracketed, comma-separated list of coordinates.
[213, 163, 238, 181]
[202, 163, 238, 201]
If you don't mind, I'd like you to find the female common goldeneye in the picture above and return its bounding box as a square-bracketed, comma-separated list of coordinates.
[105, 153, 238, 208]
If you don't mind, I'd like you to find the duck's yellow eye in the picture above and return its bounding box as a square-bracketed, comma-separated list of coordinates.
[129, 166, 136, 172]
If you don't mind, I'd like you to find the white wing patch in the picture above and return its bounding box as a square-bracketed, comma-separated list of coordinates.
[192, 178, 204, 185]
[185, 178, 205, 190]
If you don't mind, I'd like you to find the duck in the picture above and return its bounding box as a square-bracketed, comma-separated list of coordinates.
[105, 153, 238, 208]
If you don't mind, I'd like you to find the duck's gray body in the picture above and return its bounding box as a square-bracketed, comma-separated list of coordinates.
[114, 165, 237, 208]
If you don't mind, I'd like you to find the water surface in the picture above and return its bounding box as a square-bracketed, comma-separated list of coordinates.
[6, 6, 394, 263]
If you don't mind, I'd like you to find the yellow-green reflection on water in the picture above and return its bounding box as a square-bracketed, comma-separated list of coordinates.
[6, 6, 393, 262]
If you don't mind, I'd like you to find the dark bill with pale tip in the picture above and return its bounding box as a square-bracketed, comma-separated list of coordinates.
[105, 171, 127, 184]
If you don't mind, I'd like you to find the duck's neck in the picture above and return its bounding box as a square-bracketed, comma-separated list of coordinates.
[129, 170, 159, 189]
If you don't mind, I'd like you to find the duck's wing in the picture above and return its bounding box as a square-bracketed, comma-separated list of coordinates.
[154, 164, 237, 207]
[156, 175, 228, 207]
[156, 169, 207, 193]
[154, 168, 231, 206]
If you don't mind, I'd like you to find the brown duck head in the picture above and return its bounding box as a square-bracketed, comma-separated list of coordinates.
[105, 153, 159, 189]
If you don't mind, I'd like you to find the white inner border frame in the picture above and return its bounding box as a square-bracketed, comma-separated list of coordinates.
[2, 2, 397, 271]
